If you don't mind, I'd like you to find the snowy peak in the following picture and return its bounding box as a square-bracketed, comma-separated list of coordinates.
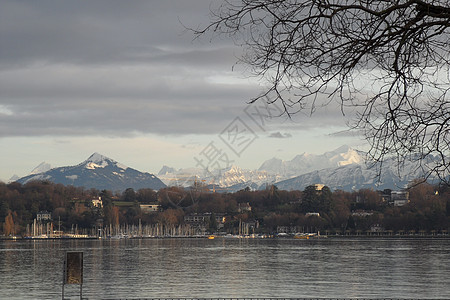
[86, 152, 110, 163]
[330, 144, 351, 153]
[226, 165, 243, 174]
[83, 153, 111, 169]
[158, 164, 277, 190]
[337, 148, 363, 166]
[8, 174, 20, 183]
[158, 165, 177, 176]
[30, 162, 52, 175]
[258, 157, 283, 172]
[17, 153, 165, 191]
[82, 153, 128, 170]
[258, 145, 364, 178]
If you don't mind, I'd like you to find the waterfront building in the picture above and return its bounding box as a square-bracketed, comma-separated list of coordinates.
[314, 183, 325, 191]
[139, 203, 160, 213]
[36, 211, 52, 222]
[184, 213, 226, 230]
[391, 190, 410, 206]
[92, 197, 103, 208]
[238, 202, 252, 213]
[306, 212, 320, 217]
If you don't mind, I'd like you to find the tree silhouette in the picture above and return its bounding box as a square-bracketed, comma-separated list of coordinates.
[301, 185, 319, 212]
[4, 211, 15, 236]
[195, 0, 450, 184]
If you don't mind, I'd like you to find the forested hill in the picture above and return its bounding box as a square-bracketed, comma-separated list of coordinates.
[16, 153, 166, 191]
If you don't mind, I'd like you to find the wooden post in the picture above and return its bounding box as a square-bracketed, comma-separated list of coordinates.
[62, 251, 83, 300]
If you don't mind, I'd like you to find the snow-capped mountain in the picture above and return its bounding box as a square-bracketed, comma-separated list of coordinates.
[157, 165, 277, 191]
[159, 145, 365, 190]
[30, 162, 52, 175]
[158, 145, 433, 191]
[158, 165, 177, 176]
[8, 174, 20, 183]
[205, 165, 278, 190]
[157, 167, 204, 187]
[17, 153, 166, 191]
[260, 147, 439, 191]
[274, 155, 432, 191]
[258, 145, 364, 178]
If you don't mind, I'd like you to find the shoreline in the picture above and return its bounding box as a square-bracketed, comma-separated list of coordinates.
[2, 233, 449, 241]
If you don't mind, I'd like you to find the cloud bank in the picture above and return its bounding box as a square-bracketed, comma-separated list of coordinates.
[0, 0, 352, 139]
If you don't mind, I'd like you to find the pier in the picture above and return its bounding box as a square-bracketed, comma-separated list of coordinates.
[98, 298, 435, 300]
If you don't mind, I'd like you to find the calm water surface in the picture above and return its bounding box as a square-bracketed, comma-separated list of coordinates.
[0, 237, 449, 299]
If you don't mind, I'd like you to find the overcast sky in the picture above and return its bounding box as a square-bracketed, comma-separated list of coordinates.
[0, 0, 365, 182]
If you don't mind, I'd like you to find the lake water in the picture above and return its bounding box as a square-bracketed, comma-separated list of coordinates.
[0, 237, 449, 299]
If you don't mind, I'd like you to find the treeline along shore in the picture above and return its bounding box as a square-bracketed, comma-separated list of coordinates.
[1, 180, 449, 238]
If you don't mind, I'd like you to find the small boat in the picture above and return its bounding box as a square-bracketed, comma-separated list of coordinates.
[294, 233, 317, 239]
[207, 235, 215, 240]
[294, 234, 310, 239]
[32, 234, 49, 239]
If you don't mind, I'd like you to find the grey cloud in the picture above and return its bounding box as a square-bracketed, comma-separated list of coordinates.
[328, 129, 363, 138]
[0, 0, 222, 67]
[268, 132, 292, 139]
[0, 0, 354, 139]
[282, 99, 358, 129]
[0, 64, 261, 137]
[0, 93, 258, 138]
[0, 63, 249, 104]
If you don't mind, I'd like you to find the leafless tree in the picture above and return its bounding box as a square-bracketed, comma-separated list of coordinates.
[195, 0, 450, 184]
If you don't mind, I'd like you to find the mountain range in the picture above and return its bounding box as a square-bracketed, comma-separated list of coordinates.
[15, 146, 432, 192]
[158, 145, 429, 191]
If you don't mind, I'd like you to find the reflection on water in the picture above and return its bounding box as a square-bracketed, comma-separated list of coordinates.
[0, 238, 449, 299]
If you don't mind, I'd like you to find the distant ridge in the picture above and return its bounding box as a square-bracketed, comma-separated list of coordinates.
[17, 153, 166, 191]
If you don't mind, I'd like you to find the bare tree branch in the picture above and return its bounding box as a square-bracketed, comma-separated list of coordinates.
[194, 0, 450, 185]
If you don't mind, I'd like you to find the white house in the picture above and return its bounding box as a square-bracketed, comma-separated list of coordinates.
[391, 191, 410, 206]
[92, 197, 103, 208]
[36, 211, 52, 221]
[139, 204, 160, 213]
